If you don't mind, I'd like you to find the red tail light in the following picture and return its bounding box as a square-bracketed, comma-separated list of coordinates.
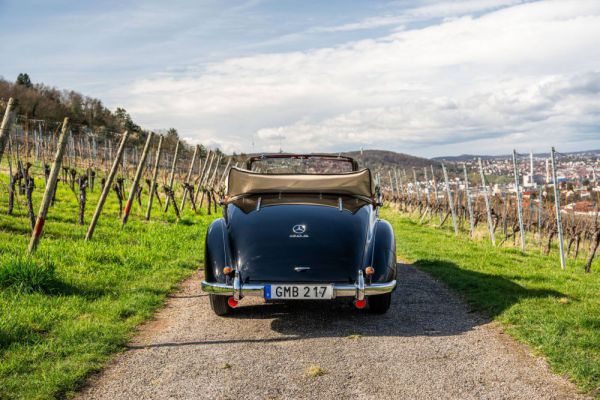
[354, 299, 367, 309]
[227, 297, 239, 308]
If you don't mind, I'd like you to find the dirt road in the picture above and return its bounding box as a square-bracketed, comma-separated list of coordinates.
[79, 264, 587, 399]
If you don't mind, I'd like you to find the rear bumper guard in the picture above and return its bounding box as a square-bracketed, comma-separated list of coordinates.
[201, 271, 396, 300]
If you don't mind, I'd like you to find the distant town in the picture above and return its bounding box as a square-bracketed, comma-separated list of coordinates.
[395, 150, 600, 216]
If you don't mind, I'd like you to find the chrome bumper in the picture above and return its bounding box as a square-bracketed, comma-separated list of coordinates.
[201, 278, 396, 299]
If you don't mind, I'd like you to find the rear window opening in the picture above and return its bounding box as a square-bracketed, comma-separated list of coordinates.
[248, 155, 356, 174]
[231, 193, 370, 214]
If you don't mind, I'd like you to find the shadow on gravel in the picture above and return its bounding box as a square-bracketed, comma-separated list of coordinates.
[128, 262, 566, 350]
[226, 262, 564, 339]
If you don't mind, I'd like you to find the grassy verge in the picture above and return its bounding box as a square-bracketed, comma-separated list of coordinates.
[0, 171, 217, 399]
[381, 208, 600, 396]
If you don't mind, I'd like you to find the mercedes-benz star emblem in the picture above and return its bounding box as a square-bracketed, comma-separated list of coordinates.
[292, 224, 306, 234]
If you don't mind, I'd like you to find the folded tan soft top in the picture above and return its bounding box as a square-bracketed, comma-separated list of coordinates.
[226, 167, 375, 198]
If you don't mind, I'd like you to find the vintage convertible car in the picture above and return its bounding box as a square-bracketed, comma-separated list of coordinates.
[201, 154, 397, 316]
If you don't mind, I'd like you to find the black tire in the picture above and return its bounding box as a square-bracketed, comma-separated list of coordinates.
[368, 292, 392, 314]
[209, 294, 231, 316]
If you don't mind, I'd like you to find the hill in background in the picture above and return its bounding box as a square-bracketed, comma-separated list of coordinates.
[0, 73, 193, 152]
[344, 149, 439, 172]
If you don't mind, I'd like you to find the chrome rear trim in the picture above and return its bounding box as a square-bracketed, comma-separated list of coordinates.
[233, 271, 242, 301]
[356, 270, 365, 301]
[201, 279, 396, 298]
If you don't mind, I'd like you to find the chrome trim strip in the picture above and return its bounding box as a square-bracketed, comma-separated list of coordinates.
[201, 280, 396, 298]
[256, 196, 262, 211]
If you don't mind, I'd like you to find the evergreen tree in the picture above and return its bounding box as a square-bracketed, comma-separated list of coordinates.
[16, 73, 32, 88]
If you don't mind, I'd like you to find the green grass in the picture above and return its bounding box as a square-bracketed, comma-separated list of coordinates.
[0, 169, 217, 400]
[382, 208, 600, 396]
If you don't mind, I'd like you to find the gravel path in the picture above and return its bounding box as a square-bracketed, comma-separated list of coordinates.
[79, 264, 588, 400]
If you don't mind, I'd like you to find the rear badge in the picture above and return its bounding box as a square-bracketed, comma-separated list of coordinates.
[290, 224, 309, 238]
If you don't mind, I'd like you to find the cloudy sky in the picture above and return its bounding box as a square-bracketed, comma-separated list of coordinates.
[1, 0, 600, 157]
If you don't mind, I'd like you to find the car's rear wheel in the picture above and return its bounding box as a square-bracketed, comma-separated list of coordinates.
[209, 294, 231, 316]
[368, 293, 392, 314]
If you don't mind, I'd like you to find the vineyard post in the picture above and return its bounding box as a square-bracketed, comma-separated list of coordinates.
[431, 165, 442, 224]
[204, 155, 221, 215]
[442, 163, 458, 235]
[394, 168, 402, 207]
[164, 140, 180, 212]
[108, 140, 113, 169]
[218, 157, 232, 188]
[33, 130, 39, 165]
[550, 147, 566, 269]
[122, 148, 128, 180]
[430, 165, 438, 201]
[86, 137, 92, 191]
[424, 166, 433, 218]
[145, 135, 163, 221]
[27, 118, 70, 254]
[463, 163, 475, 237]
[419, 166, 431, 223]
[478, 157, 496, 246]
[412, 168, 420, 202]
[388, 170, 395, 200]
[194, 149, 212, 205]
[180, 144, 199, 211]
[207, 154, 222, 205]
[85, 131, 129, 240]
[512, 150, 526, 251]
[0, 97, 16, 164]
[91, 136, 97, 190]
[7, 134, 15, 214]
[537, 186, 543, 245]
[423, 167, 430, 201]
[208, 155, 222, 188]
[200, 154, 218, 208]
[398, 169, 404, 196]
[402, 169, 411, 210]
[122, 132, 154, 227]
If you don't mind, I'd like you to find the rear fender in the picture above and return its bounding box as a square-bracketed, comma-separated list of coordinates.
[364, 219, 397, 284]
[204, 218, 234, 283]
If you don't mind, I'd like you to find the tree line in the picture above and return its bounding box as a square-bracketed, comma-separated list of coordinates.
[0, 73, 220, 159]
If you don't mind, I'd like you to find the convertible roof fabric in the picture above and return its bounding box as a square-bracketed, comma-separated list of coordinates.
[226, 167, 375, 198]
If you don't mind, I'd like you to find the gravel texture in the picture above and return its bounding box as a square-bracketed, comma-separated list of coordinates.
[78, 264, 588, 400]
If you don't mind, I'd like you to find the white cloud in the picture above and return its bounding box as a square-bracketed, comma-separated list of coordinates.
[118, 0, 600, 156]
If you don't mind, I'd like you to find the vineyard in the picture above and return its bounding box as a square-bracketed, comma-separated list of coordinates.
[0, 98, 238, 250]
[0, 99, 231, 398]
[0, 98, 599, 398]
[379, 154, 600, 273]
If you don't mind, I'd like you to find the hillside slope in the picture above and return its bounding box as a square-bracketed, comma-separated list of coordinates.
[343, 149, 438, 171]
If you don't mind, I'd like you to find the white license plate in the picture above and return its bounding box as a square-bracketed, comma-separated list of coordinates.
[264, 284, 333, 300]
